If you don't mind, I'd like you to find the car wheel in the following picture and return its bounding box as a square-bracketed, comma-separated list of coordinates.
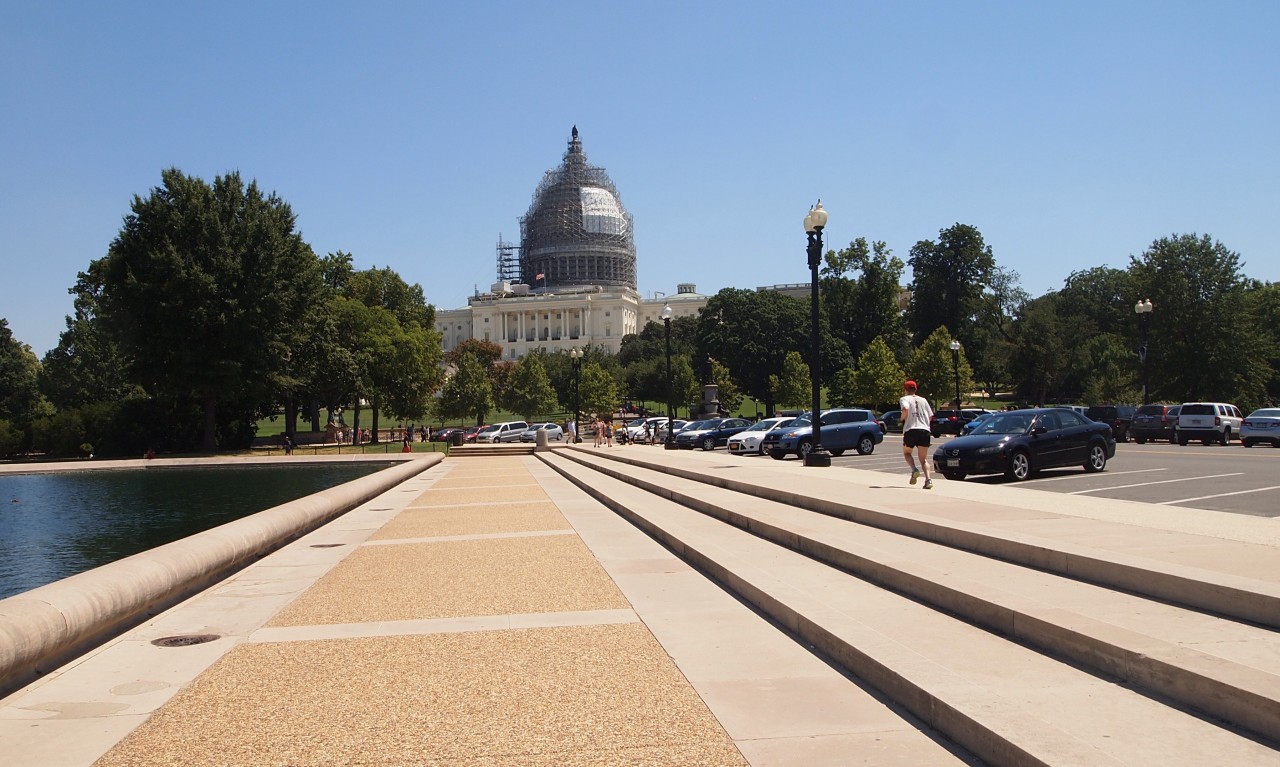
[856, 434, 875, 455]
[1084, 442, 1108, 472]
[942, 471, 966, 481]
[1006, 450, 1032, 481]
[1178, 436, 1188, 446]
[1243, 439, 1255, 448]
[1117, 431, 1128, 444]
[1133, 436, 1146, 445]
[798, 439, 812, 458]
[829, 448, 845, 457]
[1201, 438, 1212, 446]
[1220, 428, 1231, 446]
[702, 437, 716, 451]
[769, 449, 787, 461]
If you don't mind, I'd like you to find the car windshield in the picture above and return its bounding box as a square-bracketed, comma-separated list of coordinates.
[743, 420, 780, 432]
[972, 413, 1033, 435]
[1249, 409, 1280, 418]
[777, 417, 809, 429]
[683, 420, 710, 431]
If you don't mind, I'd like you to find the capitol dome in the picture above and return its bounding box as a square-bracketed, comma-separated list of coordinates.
[519, 127, 637, 291]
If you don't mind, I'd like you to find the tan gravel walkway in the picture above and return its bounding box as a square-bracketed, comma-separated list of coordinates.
[90, 456, 749, 767]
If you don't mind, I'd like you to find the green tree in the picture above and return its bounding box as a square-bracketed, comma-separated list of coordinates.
[0, 319, 46, 426]
[699, 288, 810, 416]
[84, 168, 323, 451]
[579, 361, 620, 419]
[906, 223, 996, 346]
[1009, 294, 1074, 405]
[502, 354, 559, 420]
[39, 293, 140, 411]
[822, 237, 909, 360]
[772, 351, 811, 409]
[845, 336, 908, 409]
[1128, 234, 1269, 408]
[437, 353, 493, 425]
[907, 327, 973, 407]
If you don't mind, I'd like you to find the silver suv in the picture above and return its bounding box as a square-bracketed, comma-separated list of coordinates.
[1176, 402, 1243, 446]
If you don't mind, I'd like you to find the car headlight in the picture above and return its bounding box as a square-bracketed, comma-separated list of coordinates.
[976, 444, 1003, 455]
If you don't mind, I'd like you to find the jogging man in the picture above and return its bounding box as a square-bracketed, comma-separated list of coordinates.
[900, 379, 934, 489]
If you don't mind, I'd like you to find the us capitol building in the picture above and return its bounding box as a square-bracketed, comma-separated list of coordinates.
[435, 127, 814, 360]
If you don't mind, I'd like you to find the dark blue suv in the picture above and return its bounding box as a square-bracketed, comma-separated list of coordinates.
[674, 417, 753, 450]
[769, 409, 883, 460]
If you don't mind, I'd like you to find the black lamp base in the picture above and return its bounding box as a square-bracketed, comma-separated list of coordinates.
[803, 450, 832, 467]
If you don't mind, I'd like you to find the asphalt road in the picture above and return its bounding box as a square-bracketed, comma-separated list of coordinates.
[746, 434, 1280, 518]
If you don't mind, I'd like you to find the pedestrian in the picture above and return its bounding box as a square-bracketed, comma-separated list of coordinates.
[901, 380, 935, 489]
[283, 436, 293, 456]
[566, 419, 577, 443]
[605, 420, 613, 447]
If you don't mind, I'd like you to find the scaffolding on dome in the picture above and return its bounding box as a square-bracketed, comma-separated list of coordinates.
[495, 235, 520, 284]
[518, 126, 637, 291]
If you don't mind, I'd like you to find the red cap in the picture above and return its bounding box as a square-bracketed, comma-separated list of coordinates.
[904, 380, 917, 392]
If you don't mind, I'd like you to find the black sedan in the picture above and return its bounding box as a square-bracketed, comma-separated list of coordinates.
[674, 417, 753, 450]
[932, 408, 1115, 482]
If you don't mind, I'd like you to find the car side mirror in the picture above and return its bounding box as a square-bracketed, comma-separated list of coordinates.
[1031, 425, 1047, 435]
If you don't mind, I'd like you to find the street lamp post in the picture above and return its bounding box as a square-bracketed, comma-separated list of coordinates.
[949, 339, 962, 413]
[570, 347, 583, 443]
[803, 201, 831, 468]
[1134, 299, 1153, 405]
[662, 304, 678, 449]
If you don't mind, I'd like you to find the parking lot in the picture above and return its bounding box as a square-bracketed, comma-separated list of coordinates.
[737, 435, 1280, 518]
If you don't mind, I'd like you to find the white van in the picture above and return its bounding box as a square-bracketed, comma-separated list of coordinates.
[476, 421, 529, 443]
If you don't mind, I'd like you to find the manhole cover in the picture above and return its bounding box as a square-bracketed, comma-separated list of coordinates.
[310, 543, 344, 548]
[151, 634, 220, 648]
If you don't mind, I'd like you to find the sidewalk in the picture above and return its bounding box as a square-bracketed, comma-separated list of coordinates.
[2, 447, 1276, 765]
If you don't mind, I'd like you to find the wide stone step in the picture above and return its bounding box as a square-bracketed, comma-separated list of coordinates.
[540, 450, 1280, 766]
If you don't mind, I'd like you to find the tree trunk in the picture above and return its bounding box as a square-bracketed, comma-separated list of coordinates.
[202, 393, 218, 453]
[308, 399, 321, 432]
[285, 394, 297, 438]
[371, 405, 380, 444]
[352, 399, 361, 444]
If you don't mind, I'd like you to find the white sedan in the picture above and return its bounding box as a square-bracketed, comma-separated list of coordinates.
[727, 417, 791, 455]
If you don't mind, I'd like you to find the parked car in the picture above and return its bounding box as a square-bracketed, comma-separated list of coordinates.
[1241, 408, 1280, 448]
[1085, 405, 1136, 443]
[431, 427, 463, 443]
[1130, 404, 1180, 444]
[760, 416, 809, 456]
[476, 420, 529, 443]
[929, 408, 989, 437]
[652, 419, 689, 442]
[519, 422, 564, 442]
[1176, 402, 1243, 446]
[462, 425, 489, 443]
[769, 408, 884, 460]
[675, 417, 754, 450]
[961, 411, 996, 435]
[727, 417, 790, 455]
[880, 410, 903, 433]
[933, 408, 1115, 482]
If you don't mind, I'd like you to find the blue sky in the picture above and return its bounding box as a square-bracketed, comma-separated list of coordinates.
[3, 1, 1277, 357]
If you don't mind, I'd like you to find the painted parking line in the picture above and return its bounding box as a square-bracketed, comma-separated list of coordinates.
[1158, 484, 1280, 506]
[1068, 473, 1245, 495]
[1032, 468, 1167, 483]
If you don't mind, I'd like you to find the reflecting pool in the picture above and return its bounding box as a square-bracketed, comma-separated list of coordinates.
[0, 463, 390, 600]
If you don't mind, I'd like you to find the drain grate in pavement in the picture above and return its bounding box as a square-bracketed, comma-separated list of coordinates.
[310, 543, 344, 548]
[151, 634, 220, 648]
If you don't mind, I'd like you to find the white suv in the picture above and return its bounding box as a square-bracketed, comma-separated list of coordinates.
[1176, 402, 1243, 446]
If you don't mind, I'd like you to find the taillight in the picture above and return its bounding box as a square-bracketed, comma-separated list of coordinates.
[1215, 416, 1221, 426]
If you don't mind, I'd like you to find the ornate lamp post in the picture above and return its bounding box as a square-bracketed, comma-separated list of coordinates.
[662, 304, 678, 449]
[1134, 299, 1153, 405]
[949, 339, 962, 413]
[803, 201, 831, 467]
[570, 347, 583, 443]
